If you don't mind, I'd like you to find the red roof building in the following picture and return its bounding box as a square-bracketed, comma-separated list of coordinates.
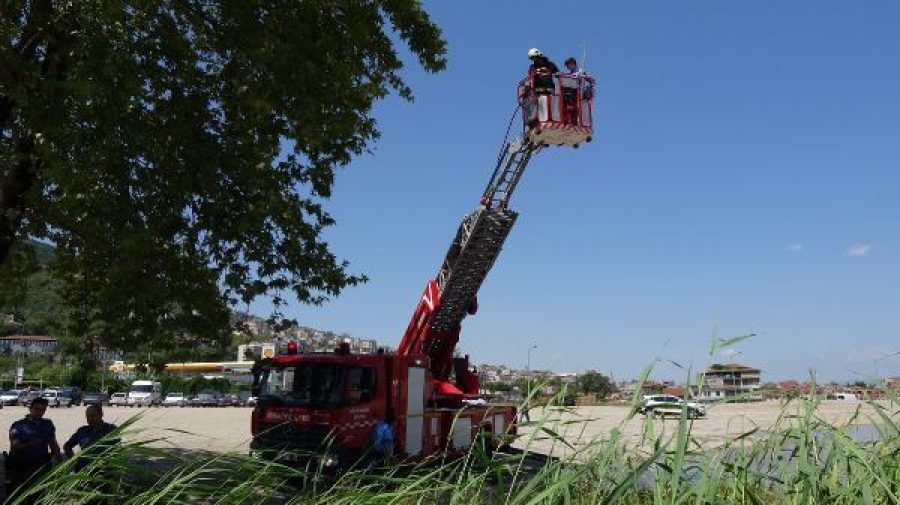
[0, 335, 59, 354]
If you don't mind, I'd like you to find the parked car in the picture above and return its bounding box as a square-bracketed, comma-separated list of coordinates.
[219, 394, 242, 407]
[82, 391, 109, 406]
[109, 392, 129, 406]
[193, 390, 221, 407]
[42, 389, 73, 408]
[246, 396, 257, 407]
[0, 390, 24, 406]
[163, 392, 188, 407]
[20, 390, 43, 407]
[462, 396, 488, 407]
[59, 386, 83, 406]
[127, 380, 162, 407]
[639, 395, 706, 419]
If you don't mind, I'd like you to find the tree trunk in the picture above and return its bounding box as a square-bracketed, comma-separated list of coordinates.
[0, 0, 69, 265]
[0, 135, 38, 264]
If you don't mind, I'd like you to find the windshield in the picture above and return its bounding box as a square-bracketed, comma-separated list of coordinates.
[131, 385, 154, 393]
[258, 363, 345, 408]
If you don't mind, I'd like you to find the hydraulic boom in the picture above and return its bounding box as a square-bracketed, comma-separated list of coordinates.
[397, 139, 544, 399]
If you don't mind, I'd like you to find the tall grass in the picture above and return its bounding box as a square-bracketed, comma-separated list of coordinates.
[5, 388, 898, 504]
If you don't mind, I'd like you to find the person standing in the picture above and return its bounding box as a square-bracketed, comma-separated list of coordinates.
[527, 48, 559, 94]
[371, 409, 395, 466]
[562, 57, 587, 124]
[63, 405, 118, 464]
[7, 397, 61, 495]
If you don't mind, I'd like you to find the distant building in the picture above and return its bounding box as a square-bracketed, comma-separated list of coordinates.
[625, 380, 669, 397]
[663, 386, 686, 397]
[886, 377, 900, 391]
[95, 346, 124, 363]
[0, 335, 58, 355]
[696, 363, 762, 401]
[237, 342, 276, 361]
[354, 339, 378, 353]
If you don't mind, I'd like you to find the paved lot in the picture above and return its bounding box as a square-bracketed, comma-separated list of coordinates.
[0, 400, 895, 458]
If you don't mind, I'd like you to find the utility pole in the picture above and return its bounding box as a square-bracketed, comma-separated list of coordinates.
[10, 317, 25, 388]
[526, 344, 538, 398]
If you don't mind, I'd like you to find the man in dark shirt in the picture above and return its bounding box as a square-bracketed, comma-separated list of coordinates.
[7, 397, 61, 493]
[527, 48, 559, 94]
[64, 405, 118, 467]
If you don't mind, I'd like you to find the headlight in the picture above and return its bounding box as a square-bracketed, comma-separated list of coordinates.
[322, 454, 340, 468]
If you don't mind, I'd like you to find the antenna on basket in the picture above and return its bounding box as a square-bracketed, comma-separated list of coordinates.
[580, 36, 588, 71]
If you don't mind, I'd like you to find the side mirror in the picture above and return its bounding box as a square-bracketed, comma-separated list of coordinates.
[251, 358, 272, 398]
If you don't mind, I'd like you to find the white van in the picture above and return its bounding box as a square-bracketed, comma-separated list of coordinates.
[127, 380, 162, 407]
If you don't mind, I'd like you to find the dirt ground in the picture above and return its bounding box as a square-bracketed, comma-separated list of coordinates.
[0, 405, 255, 454]
[515, 399, 900, 458]
[0, 400, 895, 457]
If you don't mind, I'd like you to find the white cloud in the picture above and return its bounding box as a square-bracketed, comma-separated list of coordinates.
[785, 243, 804, 252]
[847, 244, 872, 257]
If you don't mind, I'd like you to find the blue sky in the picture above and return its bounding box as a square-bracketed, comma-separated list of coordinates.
[255, 1, 899, 383]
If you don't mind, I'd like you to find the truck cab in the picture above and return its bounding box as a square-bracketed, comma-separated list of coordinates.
[251, 347, 515, 470]
[250, 351, 393, 468]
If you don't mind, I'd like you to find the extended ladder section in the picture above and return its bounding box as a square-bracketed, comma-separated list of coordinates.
[482, 140, 544, 210]
[428, 140, 542, 333]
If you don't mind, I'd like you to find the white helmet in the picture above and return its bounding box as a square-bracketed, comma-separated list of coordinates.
[527, 48, 543, 58]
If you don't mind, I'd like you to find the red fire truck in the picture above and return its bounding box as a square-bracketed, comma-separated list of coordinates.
[250, 71, 595, 469]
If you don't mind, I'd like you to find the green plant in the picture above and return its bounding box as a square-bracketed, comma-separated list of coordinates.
[6, 366, 900, 504]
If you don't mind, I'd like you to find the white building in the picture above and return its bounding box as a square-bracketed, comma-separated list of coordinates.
[237, 342, 276, 361]
[0, 335, 58, 355]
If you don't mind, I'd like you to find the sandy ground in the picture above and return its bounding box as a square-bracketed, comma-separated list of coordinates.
[0, 400, 896, 458]
[0, 405, 255, 454]
[515, 399, 900, 458]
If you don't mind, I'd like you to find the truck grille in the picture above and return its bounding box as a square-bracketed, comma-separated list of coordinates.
[254, 423, 332, 450]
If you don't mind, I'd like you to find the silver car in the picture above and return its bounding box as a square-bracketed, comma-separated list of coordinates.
[639, 394, 706, 418]
[163, 392, 188, 407]
[109, 392, 129, 406]
[42, 389, 72, 408]
[0, 390, 24, 406]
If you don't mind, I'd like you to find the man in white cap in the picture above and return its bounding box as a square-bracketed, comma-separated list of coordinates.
[527, 48, 559, 94]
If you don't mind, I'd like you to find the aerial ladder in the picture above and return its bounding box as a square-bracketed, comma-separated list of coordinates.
[397, 71, 595, 403]
[250, 70, 595, 465]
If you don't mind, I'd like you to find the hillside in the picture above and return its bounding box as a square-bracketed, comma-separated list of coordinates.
[0, 240, 65, 336]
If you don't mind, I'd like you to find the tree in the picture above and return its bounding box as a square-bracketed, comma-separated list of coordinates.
[576, 370, 614, 399]
[0, 2, 447, 351]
